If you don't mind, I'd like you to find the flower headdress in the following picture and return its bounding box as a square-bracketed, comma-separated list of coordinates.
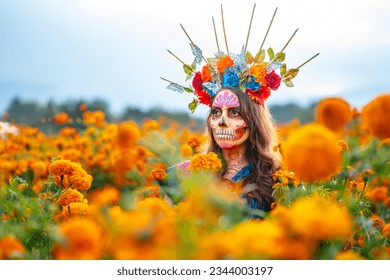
[161, 4, 319, 113]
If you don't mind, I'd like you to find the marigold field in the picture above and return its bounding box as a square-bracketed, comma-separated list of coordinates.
[0, 94, 389, 260]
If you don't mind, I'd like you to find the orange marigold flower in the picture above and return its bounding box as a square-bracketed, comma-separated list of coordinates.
[52, 217, 103, 260]
[361, 94, 390, 139]
[1, 214, 11, 221]
[217, 56, 234, 73]
[315, 97, 352, 131]
[116, 121, 140, 149]
[0, 160, 15, 174]
[337, 139, 349, 152]
[143, 119, 160, 131]
[366, 186, 388, 203]
[137, 146, 148, 157]
[180, 144, 193, 157]
[0, 236, 26, 260]
[273, 166, 296, 187]
[195, 231, 238, 260]
[336, 251, 364, 260]
[382, 223, 390, 238]
[49, 159, 93, 191]
[54, 202, 94, 222]
[79, 103, 87, 111]
[201, 65, 212, 82]
[282, 124, 342, 182]
[189, 152, 222, 173]
[53, 112, 71, 125]
[187, 137, 200, 148]
[384, 197, 390, 208]
[371, 214, 385, 229]
[59, 148, 82, 163]
[69, 172, 93, 191]
[57, 188, 84, 207]
[288, 195, 353, 241]
[29, 160, 48, 177]
[58, 127, 79, 138]
[87, 185, 121, 207]
[150, 168, 167, 181]
[347, 180, 365, 191]
[231, 219, 287, 259]
[49, 159, 78, 176]
[83, 110, 106, 127]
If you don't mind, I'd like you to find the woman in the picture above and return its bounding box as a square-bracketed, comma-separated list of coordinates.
[159, 86, 281, 213]
[204, 86, 281, 211]
[160, 6, 316, 212]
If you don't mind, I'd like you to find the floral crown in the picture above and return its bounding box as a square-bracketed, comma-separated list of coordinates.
[161, 4, 319, 113]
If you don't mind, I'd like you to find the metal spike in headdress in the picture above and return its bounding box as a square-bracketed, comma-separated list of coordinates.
[161, 4, 319, 113]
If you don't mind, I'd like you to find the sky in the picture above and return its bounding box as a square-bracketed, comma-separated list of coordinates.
[1, 0, 390, 119]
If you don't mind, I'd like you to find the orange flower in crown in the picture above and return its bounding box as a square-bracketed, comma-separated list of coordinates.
[161, 4, 319, 112]
[217, 56, 235, 73]
[201, 65, 212, 82]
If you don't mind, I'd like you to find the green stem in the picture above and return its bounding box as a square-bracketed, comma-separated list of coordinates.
[360, 214, 371, 242]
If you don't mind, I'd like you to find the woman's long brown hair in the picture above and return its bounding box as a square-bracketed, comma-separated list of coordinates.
[204, 87, 281, 210]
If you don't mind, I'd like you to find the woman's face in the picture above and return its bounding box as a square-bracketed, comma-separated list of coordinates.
[209, 89, 250, 150]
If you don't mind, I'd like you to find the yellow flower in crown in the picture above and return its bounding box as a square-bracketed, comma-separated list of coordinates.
[249, 64, 267, 84]
[161, 4, 319, 113]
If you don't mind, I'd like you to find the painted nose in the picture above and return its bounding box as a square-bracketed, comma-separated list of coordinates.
[218, 116, 226, 126]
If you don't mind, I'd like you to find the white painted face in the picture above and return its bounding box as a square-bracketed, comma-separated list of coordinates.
[209, 89, 250, 150]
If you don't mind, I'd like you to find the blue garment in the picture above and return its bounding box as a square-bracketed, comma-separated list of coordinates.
[230, 164, 269, 212]
[231, 164, 254, 182]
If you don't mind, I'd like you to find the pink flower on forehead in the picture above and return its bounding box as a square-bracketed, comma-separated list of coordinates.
[213, 91, 239, 107]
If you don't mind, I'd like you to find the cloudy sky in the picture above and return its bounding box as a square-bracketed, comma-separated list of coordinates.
[1, 0, 389, 118]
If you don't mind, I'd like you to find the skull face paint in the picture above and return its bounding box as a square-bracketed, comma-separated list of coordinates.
[209, 90, 250, 149]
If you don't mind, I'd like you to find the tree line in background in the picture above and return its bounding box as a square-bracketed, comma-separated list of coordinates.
[2, 97, 315, 134]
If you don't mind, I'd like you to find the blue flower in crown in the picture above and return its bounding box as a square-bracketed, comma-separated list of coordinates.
[246, 76, 261, 91]
[222, 70, 240, 87]
[233, 46, 247, 71]
[202, 82, 220, 97]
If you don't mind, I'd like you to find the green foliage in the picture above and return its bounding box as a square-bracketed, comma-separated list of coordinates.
[254, 49, 265, 63]
[0, 176, 58, 259]
[273, 52, 285, 63]
[267, 47, 274, 60]
[245, 51, 254, 64]
[188, 99, 198, 114]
